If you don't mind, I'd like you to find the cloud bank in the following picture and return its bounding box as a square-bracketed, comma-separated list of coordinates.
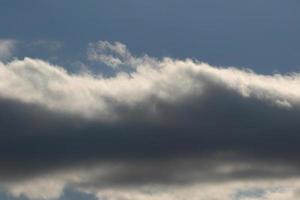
[1, 41, 300, 200]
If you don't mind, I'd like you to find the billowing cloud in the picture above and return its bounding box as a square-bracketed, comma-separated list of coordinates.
[2, 41, 300, 119]
[0, 39, 16, 61]
[1, 41, 300, 200]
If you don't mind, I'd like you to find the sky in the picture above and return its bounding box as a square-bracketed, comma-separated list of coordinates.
[0, 1, 300, 200]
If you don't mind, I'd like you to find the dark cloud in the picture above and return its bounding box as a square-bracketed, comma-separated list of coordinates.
[1, 81, 300, 187]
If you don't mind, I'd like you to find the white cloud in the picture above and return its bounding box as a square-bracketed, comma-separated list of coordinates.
[7, 179, 65, 200]
[0, 41, 300, 120]
[87, 41, 131, 68]
[87, 41, 158, 70]
[0, 39, 16, 61]
[89, 180, 300, 200]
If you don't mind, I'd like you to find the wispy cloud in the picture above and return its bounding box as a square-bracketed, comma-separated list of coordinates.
[0, 39, 16, 61]
[28, 40, 62, 53]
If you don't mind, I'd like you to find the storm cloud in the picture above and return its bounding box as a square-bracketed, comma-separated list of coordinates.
[1, 42, 300, 200]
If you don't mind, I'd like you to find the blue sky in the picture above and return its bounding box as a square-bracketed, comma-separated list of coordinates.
[1, 0, 299, 73]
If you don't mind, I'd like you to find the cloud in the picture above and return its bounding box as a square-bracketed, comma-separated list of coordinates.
[0, 39, 16, 61]
[28, 40, 62, 53]
[2, 42, 300, 119]
[87, 41, 157, 71]
[1, 41, 300, 200]
[87, 41, 132, 68]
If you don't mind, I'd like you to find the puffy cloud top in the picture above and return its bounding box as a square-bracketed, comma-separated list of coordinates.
[1, 41, 300, 120]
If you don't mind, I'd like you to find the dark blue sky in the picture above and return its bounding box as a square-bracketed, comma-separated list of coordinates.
[1, 0, 299, 73]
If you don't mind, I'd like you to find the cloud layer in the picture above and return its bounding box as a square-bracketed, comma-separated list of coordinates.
[1, 41, 300, 200]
